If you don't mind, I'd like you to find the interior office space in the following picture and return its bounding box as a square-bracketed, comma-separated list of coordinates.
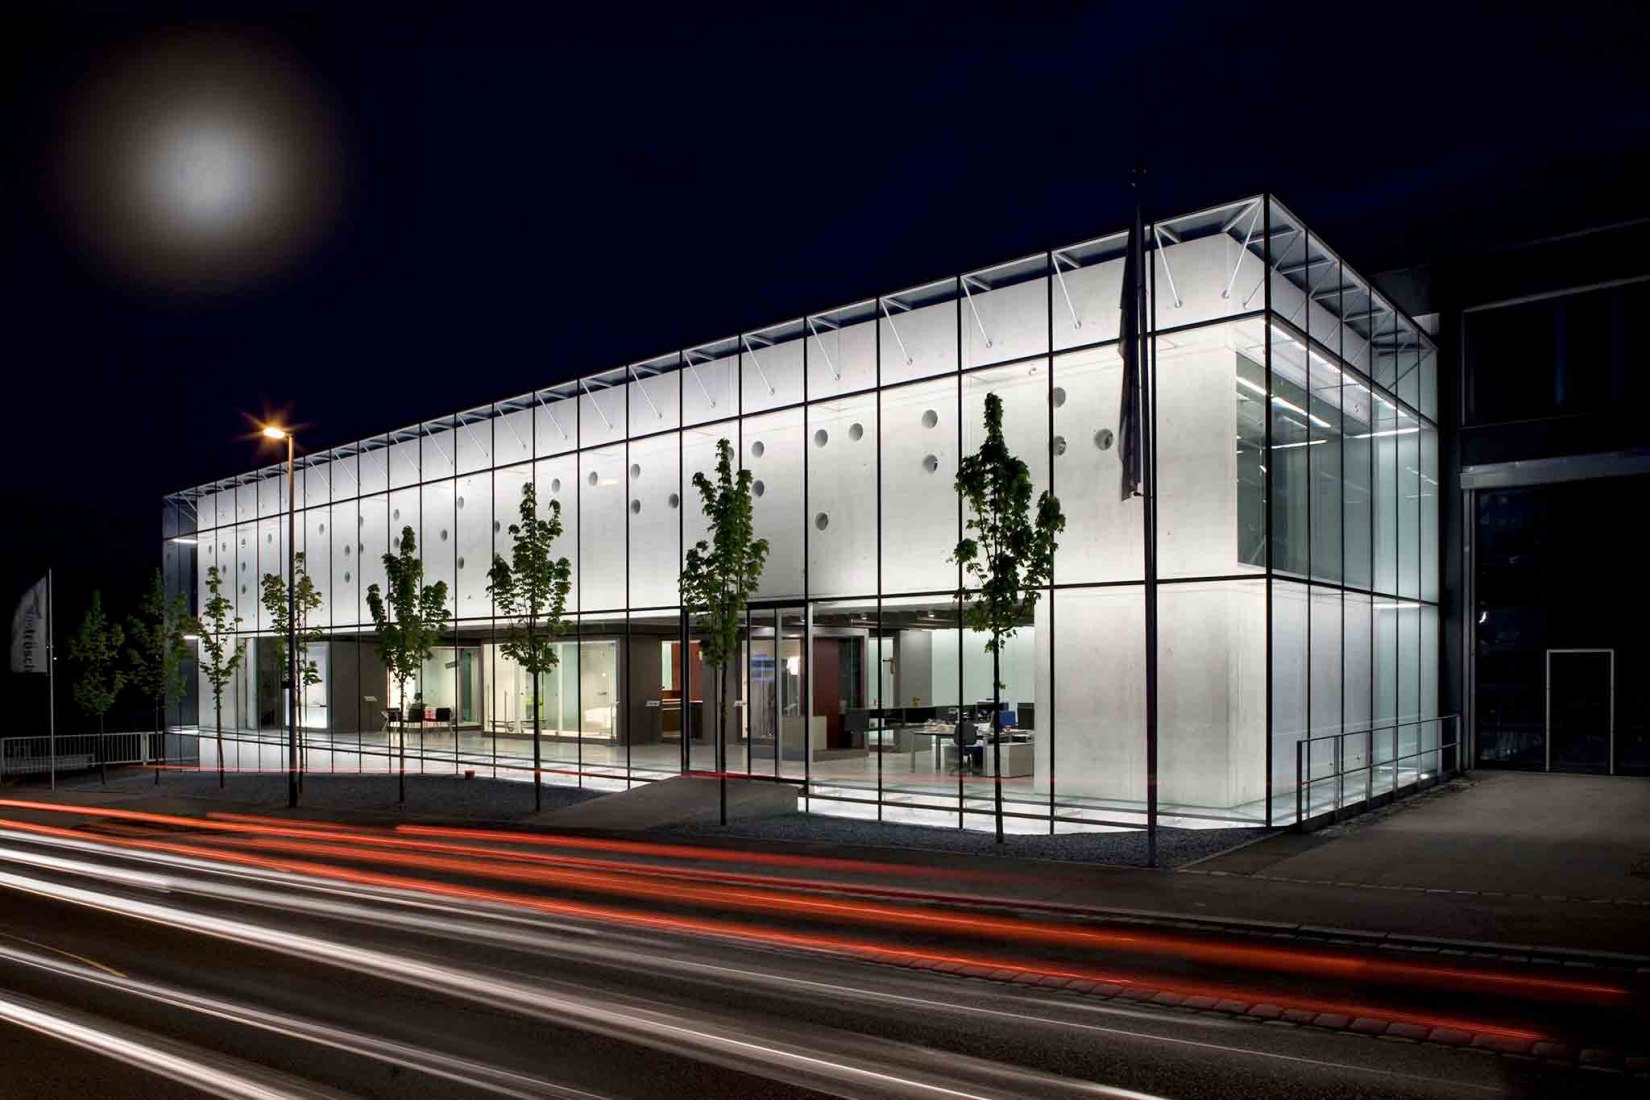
[161, 194, 1443, 831]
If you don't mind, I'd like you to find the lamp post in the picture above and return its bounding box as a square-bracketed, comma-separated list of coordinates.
[262, 424, 299, 808]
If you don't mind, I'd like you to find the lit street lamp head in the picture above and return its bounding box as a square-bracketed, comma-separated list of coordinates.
[261, 425, 290, 441]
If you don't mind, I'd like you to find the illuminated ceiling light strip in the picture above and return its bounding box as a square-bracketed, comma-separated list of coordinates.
[1269, 439, 1327, 450]
[1222, 201, 1262, 300]
[1233, 375, 1329, 429]
[805, 318, 841, 381]
[629, 365, 664, 421]
[682, 354, 717, 408]
[579, 379, 613, 430]
[960, 276, 993, 348]
[1151, 225, 1183, 308]
[1051, 251, 1082, 330]
[1351, 427, 1420, 439]
[879, 298, 913, 365]
[741, 336, 777, 396]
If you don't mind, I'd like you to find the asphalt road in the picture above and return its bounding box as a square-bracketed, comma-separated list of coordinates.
[0, 804, 1641, 1099]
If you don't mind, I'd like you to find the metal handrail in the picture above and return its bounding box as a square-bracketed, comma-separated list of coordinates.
[1293, 714, 1463, 829]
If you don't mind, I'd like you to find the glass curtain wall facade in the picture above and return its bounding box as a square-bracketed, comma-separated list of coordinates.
[161, 194, 1440, 830]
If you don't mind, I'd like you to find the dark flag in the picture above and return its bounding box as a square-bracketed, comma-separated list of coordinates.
[1118, 200, 1145, 500]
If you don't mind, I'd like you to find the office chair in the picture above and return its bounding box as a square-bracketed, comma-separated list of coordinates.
[951, 721, 984, 774]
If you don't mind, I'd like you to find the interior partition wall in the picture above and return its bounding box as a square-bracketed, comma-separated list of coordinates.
[163, 193, 1440, 831]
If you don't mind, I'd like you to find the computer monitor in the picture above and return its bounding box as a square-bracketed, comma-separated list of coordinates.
[1018, 702, 1035, 730]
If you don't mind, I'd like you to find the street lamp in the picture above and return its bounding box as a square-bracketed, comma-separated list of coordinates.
[262, 424, 299, 809]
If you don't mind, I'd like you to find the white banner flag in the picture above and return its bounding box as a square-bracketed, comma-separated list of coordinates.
[10, 574, 49, 674]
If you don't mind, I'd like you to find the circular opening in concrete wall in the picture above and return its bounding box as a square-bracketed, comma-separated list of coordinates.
[815, 512, 830, 531]
[750, 440, 765, 458]
[358, 516, 364, 526]
[239, 561, 246, 571]
[630, 500, 642, 515]
[1053, 435, 1068, 456]
[266, 533, 273, 544]
[493, 520, 501, 533]
[551, 478, 562, 493]
[239, 537, 245, 548]
[241, 584, 246, 594]
[587, 472, 599, 487]
[923, 454, 939, 474]
[456, 557, 465, 570]
[392, 509, 400, 521]
[343, 545, 351, 557]
[922, 409, 939, 429]
[1052, 386, 1067, 408]
[456, 497, 464, 510]
[1094, 428, 1114, 451]
[849, 422, 864, 442]
[439, 529, 449, 542]
[753, 480, 766, 498]
[318, 522, 325, 534]
[668, 493, 680, 509]
[630, 464, 641, 480]
[358, 543, 364, 554]
[814, 429, 829, 448]
[343, 571, 351, 584]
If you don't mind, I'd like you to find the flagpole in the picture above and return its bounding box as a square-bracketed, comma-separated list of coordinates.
[48, 567, 57, 791]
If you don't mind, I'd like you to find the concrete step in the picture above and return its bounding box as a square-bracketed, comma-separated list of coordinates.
[536, 775, 797, 829]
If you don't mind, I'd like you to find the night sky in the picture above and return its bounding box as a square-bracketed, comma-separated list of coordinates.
[3, 1, 1649, 675]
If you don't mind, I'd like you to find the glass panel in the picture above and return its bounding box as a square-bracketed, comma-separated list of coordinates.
[535, 456, 578, 612]
[1158, 579, 1266, 818]
[809, 600, 880, 801]
[1268, 327, 1311, 579]
[807, 395, 877, 598]
[1272, 580, 1309, 817]
[877, 594, 962, 816]
[1156, 317, 1269, 580]
[579, 445, 625, 612]
[627, 432, 680, 609]
[303, 504, 332, 631]
[357, 439, 389, 497]
[1152, 197, 1267, 331]
[880, 377, 958, 594]
[1420, 428, 1439, 602]
[629, 357, 680, 435]
[454, 473, 491, 621]
[806, 303, 878, 399]
[1052, 345, 1142, 583]
[879, 280, 958, 386]
[961, 255, 1048, 369]
[331, 498, 359, 629]
[421, 479, 456, 617]
[1052, 585, 1144, 807]
[628, 612, 681, 783]
[579, 377, 627, 450]
[455, 409, 493, 475]
[743, 408, 805, 601]
[1051, 232, 1125, 350]
[683, 343, 737, 426]
[388, 432, 421, 489]
[535, 391, 577, 458]
[742, 324, 806, 414]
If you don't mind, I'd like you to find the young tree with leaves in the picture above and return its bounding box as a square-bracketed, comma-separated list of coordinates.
[259, 570, 291, 734]
[70, 591, 125, 782]
[953, 392, 1065, 843]
[289, 552, 325, 776]
[367, 525, 451, 804]
[126, 568, 194, 776]
[488, 481, 572, 811]
[679, 437, 769, 824]
[199, 565, 245, 787]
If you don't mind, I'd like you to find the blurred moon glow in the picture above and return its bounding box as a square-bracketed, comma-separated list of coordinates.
[59, 31, 340, 291]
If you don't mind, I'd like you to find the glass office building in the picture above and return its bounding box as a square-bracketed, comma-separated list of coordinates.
[161, 195, 1441, 831]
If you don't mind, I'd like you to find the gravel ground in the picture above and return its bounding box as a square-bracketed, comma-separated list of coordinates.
[61, 770, 604, 820]
[660, 813, 1269, 868]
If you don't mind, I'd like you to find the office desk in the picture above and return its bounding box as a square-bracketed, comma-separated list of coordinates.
[941, 737, 1034, 777]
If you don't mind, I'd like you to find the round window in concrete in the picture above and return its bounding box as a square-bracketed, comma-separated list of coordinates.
[849, 422, 864, 442]
[239, 561, 246, 572]
[630, 499, 642, 515]
[630, 463, 641, 480]
[493, 520, 501, 533]
[921, 409, 939, 429]
[551, 478, 562, 493]
[393, 508, 400, 521]
[318, 522, 326, 534]
[240, 584, 247, 595]
[439, 529, 449, 542]
[359, 543, 365, 554]
[753, 480, 766, 498]
[456, 556, 465, 570]
[343, 571, 351, 584]
[751, 440, 765, 458]
[923, 454, 939, 474]
[266, 533, 273, 544]
[1053, 435, 1068, 456]
[343, 545, 352, 558]
[1052, 386, 1067, 408]
[587, 471, 600, 487]
[1094, 428, 1115, 451]
[814, 512, 830, 531]
[814, 429, 829, 448]
[668, 493, 680, 509]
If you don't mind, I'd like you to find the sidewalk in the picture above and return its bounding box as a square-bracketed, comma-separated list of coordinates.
[5, 768, 1647, 961]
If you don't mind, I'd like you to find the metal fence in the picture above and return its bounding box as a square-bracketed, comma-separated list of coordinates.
[1293, 715, 1463, 831]
[0, 731, 199, 784]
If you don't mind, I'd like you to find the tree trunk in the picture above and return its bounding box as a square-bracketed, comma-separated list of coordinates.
[398, 679, 407, 804]
[992, 645, 1003, 845]
[216, 698, 225, 788]
[718, 661, 729, 826]
[153, 702, 161, 786]
[531, 671, 543, 812]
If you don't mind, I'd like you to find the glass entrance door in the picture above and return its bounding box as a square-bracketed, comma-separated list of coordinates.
[1547, 649, 1614, 774]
